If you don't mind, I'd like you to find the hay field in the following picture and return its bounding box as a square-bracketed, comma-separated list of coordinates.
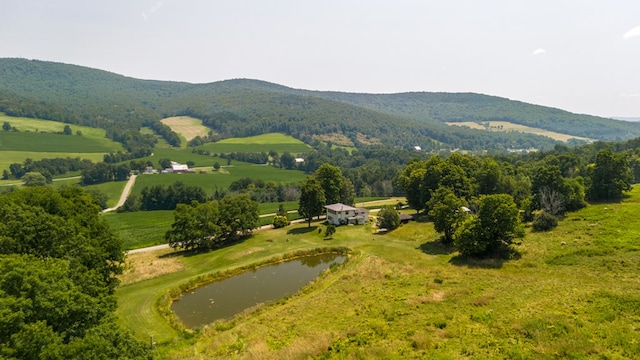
[161, 116, 210, 142]
[446, 121, 594, 143]
[198, 133, 311, 154]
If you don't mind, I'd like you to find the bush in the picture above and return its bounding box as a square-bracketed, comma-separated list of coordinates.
[272, 215, 290, 229]
[377, 206, 401, 231]
[325, 224, 336, 238]
[532, 211, 558, 232]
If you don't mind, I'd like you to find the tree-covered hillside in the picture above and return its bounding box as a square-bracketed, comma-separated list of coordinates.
[1, 58, 637, 151]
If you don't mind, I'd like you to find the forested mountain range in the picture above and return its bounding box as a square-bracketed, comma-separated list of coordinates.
[1, 58, 638, 151]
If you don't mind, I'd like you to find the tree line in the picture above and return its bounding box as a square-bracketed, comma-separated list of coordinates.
[397, 147, 632, 257]
[165, 193, 259, 251]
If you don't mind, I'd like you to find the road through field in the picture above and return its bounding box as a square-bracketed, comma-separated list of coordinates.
[102, 174, 137, 213]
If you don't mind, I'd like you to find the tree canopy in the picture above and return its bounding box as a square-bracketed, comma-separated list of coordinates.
[0, 187, 148, 359]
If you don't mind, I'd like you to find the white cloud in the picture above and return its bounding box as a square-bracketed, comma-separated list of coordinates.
[623, 25, 640, 39]
[531, 48, 547, 56]
[141, 1, 164, 22]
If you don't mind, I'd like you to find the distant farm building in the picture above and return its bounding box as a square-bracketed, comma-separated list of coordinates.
[161, 161, 194, 174]
[324, 203, 369, 225]
[295, 158, 305, 163]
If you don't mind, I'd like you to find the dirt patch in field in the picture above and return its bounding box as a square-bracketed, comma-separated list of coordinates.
[161, 116, 210, 141]
[120, 248, 184, 285]
[228, 247, 265, 260]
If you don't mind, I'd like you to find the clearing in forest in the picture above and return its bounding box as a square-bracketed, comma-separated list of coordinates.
[161, 116, 210, 141]
[446, 121, 594, 143]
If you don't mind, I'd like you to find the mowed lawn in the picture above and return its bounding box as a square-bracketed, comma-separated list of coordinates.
[116, 187, 640, 359]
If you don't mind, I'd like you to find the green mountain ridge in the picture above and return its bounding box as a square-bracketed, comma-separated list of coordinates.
[1, 58, 638, 151]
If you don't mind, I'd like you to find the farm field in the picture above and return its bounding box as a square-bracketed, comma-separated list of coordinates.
[196, 133, 312, 154]
[134, 147, 223, 169]
[161, 116, 209, 143]
[0, 131, 118, 152]
[104, 210, 175, 250]
[116, 187, 640, 359]
[0, 113, 123, 172]
[446, 121, 595, 143]
[0, 151, 106, 178]
[130, 165, 306, 196]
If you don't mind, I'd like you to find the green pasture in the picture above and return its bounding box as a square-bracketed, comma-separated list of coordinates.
[131, 166, 306, 196]
[0, 113, 110, 138]
[0, 113, 123, 173]
[197, 133, 311, 154]
[0, 151, 106, 177]
[0, 131, 119, 152]
[135, 148, 222, 168]
[87, 180, 129, 208]
[116, 187, 640, 359]
[104, 210, 175, 250]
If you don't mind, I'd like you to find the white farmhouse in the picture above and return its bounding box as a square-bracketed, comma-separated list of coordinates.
[324, 203, 369, 225]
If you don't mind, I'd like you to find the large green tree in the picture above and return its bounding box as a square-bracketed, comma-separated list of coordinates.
[314, 163, 344, 205]
[219, 193, 260, 241]
[298, 177, 326, 227]
[165, 201, 222, 250]
[428, 187, 467, 244]
[587, 149, 633, 201]
[397, 159, 428, 213]
[454, 194, 524, 257]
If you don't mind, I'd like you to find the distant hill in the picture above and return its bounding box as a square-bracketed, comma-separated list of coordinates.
[1, 58, 639, 151]
[614, 117, 640, 122]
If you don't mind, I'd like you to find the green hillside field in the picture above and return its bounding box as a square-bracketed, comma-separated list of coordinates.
[196, 133, 312, 154]
[117, 187, 640, 359]
[0, 113, 123, 173]
[130, 164, 307, 197]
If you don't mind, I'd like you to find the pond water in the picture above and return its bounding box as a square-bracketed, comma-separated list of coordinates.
[171, 253, 346, 328]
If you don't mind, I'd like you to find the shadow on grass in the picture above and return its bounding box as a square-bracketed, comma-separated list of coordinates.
[159, 236, 250, 259]
[448, 247, 521, 269]
[418, 239, 455, 255]
[287, 226, 318, 235]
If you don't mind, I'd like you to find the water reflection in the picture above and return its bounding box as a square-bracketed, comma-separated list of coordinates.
[171, 253, 346, 328]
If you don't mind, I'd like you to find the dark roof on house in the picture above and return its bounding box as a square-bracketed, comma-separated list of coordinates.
[399, 213, 414, 221]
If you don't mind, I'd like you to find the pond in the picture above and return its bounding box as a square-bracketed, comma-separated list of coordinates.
[171, 253, 346, 328]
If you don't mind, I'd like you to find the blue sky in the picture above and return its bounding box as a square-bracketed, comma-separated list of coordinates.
[2, 0, 640, 118]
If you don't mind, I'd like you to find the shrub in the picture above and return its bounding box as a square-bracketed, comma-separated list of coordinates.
[272, 215, 290, 229]
[377, 206, 401, 231]
[532, 211, 558, 232]
[325, 224, 336, 238]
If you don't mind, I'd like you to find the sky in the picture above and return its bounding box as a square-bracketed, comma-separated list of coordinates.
[2, 0, 640, 118]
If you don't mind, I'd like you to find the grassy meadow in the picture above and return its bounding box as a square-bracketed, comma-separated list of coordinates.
[116, 187, 640, 359]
